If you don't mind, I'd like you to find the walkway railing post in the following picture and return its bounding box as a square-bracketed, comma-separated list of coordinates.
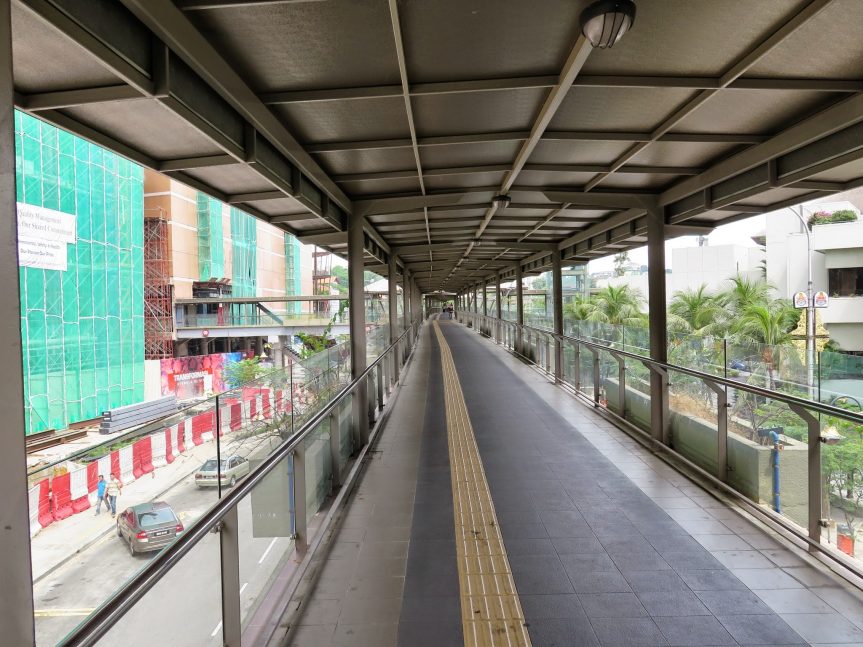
[348, 212, 369, 446]
[647, 203, 669, 447]
[219, 505, 242, 646]
[292, 448, 307, 552]
[552, 251, 563, 383]
[789, 403, 823, 551]
[495, 272, 502, 343]
[0, 1, 35, 640]
[703, 378, 729, 482]
[329, 409, 342, 488]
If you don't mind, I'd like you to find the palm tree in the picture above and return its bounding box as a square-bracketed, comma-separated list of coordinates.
[732, 301, 799, 389]
[563, 295, 593, 321]
[719, 275, 773, 313]
[668, 284, 722, 337]
[585, 285, 646, 327]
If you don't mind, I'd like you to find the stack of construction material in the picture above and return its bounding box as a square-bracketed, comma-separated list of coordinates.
[99, 396, 178, 435]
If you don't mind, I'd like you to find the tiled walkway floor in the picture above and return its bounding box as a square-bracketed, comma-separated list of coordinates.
[286, 320, 863, 647]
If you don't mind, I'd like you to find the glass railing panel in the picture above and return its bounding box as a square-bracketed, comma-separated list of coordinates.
[623, 357, 651, 434]
[667, 367, 720, 476]
[89, 532, 223, 647]
[598, 348, 623, 417]
[337, 394, 355, 470]
[236, 451, 295, 645]
[578, 346, 596, 400]
[725, 385, 810, 535]
[303, 420, 333, 528]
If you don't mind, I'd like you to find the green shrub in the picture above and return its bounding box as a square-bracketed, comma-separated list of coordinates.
[808, 209, 858, 228]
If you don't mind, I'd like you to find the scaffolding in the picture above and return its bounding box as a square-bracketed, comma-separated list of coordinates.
[312, 247, 333, 316]
[143, 212, 173, 359]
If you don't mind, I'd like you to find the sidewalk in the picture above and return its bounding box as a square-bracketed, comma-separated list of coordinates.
[30, 441, 215, 582]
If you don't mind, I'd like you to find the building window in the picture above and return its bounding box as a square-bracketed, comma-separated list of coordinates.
[828, 267, 863, 296]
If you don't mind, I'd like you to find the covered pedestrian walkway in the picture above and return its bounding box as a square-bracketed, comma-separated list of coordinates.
[5, 1, 863, 645]
[284, 317, 863, 647]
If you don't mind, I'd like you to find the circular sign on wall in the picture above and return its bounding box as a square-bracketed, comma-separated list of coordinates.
[202, 329, 210, 337]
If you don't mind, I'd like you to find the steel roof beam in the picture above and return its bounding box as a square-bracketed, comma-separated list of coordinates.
[20, 84, 144, 110]
[334, 163, 702, 183]
[261, 74, 860, 105]
[584, 0, 835, 192]
[307, 130, 767, 153]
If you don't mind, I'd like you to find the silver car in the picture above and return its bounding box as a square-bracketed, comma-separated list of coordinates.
[116, 501, 183, 556]
[194, 455, 250, 488]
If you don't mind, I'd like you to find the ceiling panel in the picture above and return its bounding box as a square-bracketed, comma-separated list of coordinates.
[412, 88, 547, 137]
[314, 148, 419, 176]
[419, 140, 522, 169]
[272, 97, 410, 144]
[549, 87, 698, 132]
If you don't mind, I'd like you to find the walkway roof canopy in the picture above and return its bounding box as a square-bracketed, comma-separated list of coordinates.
[11, 0, 863, 292]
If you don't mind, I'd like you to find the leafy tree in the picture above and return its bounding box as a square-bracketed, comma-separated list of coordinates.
[613, 252, 630, 277]
[531, 276, 548, 291]
[223, 357, 262, 388]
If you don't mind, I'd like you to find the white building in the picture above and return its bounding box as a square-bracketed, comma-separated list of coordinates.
[670, 244, 764, 297]
[766, 189, 863, 352]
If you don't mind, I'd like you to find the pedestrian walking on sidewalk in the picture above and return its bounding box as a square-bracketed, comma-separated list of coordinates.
[94, 475, 107, 515]
[105, 474, 122, 518]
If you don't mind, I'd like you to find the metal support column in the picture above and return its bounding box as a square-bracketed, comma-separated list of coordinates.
[388, 254, 399, 385]
[515, 263, 524, 355]
[0, 1, 35, 640]
[219, 506, 242, 646]
[703, 379, 729, 482]
[495, 272, 502, 342]
[473, 284, 478, 313]
[348, 214, 369, 445]
[482, 280, 488, 317]
[292, 449, 307, 552]
[647, 206, 669, 446]
[552, 250, 564, 383]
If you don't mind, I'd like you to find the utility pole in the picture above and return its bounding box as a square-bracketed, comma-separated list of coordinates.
[791, 206, 816, 400]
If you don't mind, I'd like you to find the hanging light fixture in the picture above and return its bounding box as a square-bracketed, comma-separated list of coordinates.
[492, 194, 511, 210]
[580, 0, 636, 49]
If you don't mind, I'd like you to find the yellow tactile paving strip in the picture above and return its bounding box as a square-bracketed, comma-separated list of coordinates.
[433, 320, 532, 647]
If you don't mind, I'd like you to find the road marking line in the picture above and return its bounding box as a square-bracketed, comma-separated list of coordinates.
[211, 620, 222, 638]
[433, 320, 531, 647]
[258, 537, 279, 564]
[240, 582, 248, 595]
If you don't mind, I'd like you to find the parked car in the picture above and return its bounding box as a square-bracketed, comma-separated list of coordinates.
[729, 359, 751, 372]
[194, 455, 250, 488]
[116, 501, 183, 556]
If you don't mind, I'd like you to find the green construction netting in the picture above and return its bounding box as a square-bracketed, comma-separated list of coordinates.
[230, 206, 257, 320]
[15, 111, 144, 435]
[197, 193, 224, 280]
[285, 234, 301, 314]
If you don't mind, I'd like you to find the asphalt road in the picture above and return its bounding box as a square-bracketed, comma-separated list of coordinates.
[34, 444, 296, 646]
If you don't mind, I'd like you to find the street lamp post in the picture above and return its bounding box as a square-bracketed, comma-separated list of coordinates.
[791, 206, 816, 400]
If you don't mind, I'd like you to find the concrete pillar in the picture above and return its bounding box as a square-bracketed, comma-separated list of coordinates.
[552, 250, 564, 383]
[0, 0, 35, 639]
[388, 254, 399, 384]
[647, 206, 669, 445]
[515, 263, 524, 353]
[349, 213, 369, 445]
[175, 340, 189, 357]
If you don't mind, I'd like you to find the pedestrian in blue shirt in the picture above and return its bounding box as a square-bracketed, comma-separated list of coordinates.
[94, 475, 107, 515]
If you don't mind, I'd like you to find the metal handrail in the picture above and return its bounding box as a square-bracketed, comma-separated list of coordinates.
[58, 323, 418, 647]
[470, 312, 863, 427]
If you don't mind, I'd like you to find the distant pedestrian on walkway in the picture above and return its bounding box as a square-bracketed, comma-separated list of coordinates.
[94, 475, 107, 515]
[105, 474, 122, 518]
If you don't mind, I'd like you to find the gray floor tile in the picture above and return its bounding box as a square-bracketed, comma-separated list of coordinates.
[297, 598, 343, 625]
[662, 550, 724, 571]
[712, 550, 776, 570]
[590, 617, 669, 646]
[288, 623, 335, 647]
[396, 621, 462, 647]
[503, 537, 557, 555]
[510, 554, 575, 594]
[624, 570, 690, 593]
[732, 568, 804, 590]
[398, 595, 460, 624]
[611, 550, 672, 572]
[717, 613, 806, 645]
[571, 570, 633, 594]
[499, 522, 550, 539]
[677, 569, 748, 591]
[654, 615, 737, 646]
[550, 535, 605, 554]
[332, 622, 398, 647]
[526, 616, 600, 647]
[696, 590, 774, 615]
[579, 592, 648, 618]
[637, 590, 711, 616]
[754, 588, 837, 614]
[519, 594, 587, 620]
[337, 596, 402, 625]
[780, 613, 863, 644]
[560, 552, 617, 574]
